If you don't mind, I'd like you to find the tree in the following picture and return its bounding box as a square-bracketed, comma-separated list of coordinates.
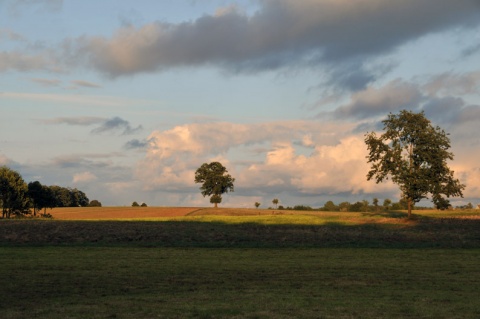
[88, 200, 102, 207]
[338, 201, 351, 212]
[372, 198, 379, 212]
[272, 198, 279, 209]
[365, 110, 465, 218]
[0, 166, 29, 218]
[255, 202, 261, 209]
[383, 198, 392, 211]
[28, 181, 44, 216]
[132, 201, 140, 207]
[141, 202, 147, 207]
[194, 162, 235, 208]
[323, 200, 338, 211]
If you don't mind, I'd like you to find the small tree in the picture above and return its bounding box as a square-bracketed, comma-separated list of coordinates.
[132, 201, 140, 207]
[383, 198, 392, 211]
[272, 198, 279, 209]
[255, 202, 261, 208]
[88, 200, 102, 207]
[372, 198, 379, 212]
[141, 202, 147, 207]
[365, 110, 465, 218]
[194, 162, 235, 208]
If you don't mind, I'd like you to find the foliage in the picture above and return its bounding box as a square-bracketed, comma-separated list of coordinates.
[0, 166, 29, 218]
[49, 185, 89, 207]
[88, 200, 102, 207]
[132, 201, 140, 207]
[338, 201, 351, 212]
[292, 205, 313, 211]
[365, 110, 465, 218]
[141, 203, 147, 207]
[254, 202, 261, 208]
[194, 162, 235, 208]
[272, 198, 279, 208]
[323, 200, 338, 211]
[28, 181, 56, 215]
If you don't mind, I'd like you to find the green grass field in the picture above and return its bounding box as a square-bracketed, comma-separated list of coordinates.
[1, 209, 480, 318]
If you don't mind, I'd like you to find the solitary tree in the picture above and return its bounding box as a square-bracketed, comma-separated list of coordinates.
[272, 198, 279, 209]
[255, 202, 261, 209]
[365, 110, 465, 218]
[194, 162, 235, 208]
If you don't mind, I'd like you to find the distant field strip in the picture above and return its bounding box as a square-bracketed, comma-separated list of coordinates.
[50, 207, 199, 220]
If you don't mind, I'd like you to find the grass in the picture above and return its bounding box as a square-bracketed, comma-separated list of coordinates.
[1, 208, 480, 318]
[1, 247, 480, 319]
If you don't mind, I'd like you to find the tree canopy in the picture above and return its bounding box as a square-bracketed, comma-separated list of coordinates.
[194, 162, 235, 208]
[365, 110, 465, 218]
[0, 166, 29, 218]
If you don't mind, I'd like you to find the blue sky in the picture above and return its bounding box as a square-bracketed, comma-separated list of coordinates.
[1, 0, 480, 208]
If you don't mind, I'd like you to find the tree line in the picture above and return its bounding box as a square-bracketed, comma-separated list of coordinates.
[0, 166, 91, 219]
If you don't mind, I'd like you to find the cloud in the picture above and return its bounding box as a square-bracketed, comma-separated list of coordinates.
[124, 139, 150, 150]
[0, 51, 59, 73]
[71, 80, 102, 88]
[40, 116, 104, 126]
[72, 171, 97, 183]
[30, 78, 61, 87]
[0, 28, 25, 41]
[134, 120, 383, 198]
[423, 72, 480, 96]
[331, 80, 423, 120]
[69, 0, 480, 82]
[91, 117, 143, 135]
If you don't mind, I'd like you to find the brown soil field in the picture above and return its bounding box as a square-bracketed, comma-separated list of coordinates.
[49, 207, 202, 220]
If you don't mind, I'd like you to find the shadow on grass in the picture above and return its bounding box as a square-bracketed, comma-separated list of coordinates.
[361, 210, 409, 219]
[1, 215, 480, 248]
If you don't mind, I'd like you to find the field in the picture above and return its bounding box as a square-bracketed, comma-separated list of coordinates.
[1, 207, 480, 318]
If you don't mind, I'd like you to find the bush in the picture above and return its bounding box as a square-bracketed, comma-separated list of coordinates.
[88, 200, 102, 207]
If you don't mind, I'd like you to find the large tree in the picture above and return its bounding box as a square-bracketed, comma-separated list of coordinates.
[365, 110, 465, 218]
[0, 166, 29, 218]
[194, 162, 235, 208]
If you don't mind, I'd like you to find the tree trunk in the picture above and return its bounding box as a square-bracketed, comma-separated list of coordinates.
[407, 198, 412, 219]
[214, 203, 218, 208]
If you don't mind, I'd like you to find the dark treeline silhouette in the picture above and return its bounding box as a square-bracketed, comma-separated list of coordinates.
[1, 166, 90, 218]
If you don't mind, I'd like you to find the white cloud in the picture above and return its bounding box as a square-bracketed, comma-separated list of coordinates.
[135, 120, 394, 199]
[72, 171, 97, 183]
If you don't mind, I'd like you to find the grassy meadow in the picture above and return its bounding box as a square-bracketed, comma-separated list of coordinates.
[1, 207, 480, 318]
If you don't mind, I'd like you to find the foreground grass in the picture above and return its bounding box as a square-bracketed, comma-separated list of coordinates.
[2, 210, 479, 318]
[2, 247, 480, 319]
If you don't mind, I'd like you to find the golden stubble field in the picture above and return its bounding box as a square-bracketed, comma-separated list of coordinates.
[49, 206, 281, 220]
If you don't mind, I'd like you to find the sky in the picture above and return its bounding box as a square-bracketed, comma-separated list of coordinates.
[1, 0, 480, 208]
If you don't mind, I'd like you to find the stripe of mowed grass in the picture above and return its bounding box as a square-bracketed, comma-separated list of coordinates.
[0, 247, 480, 318]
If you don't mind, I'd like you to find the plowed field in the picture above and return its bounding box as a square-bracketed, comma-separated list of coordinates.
[50, 207, 201, 220]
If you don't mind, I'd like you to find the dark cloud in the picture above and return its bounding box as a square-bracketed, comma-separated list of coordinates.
[71, 0, 480, 85]
[331, 80, 423, 120]
[124, 139, 149, 150]
[91, 117, 143, 135]
[422, 96, 465, 124]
